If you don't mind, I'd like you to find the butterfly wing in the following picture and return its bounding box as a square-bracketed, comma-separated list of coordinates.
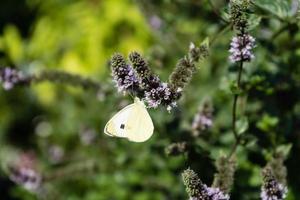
[104, 98, 154, 142]
[125, 101, 154, 142]
[104, 103, 135, 138]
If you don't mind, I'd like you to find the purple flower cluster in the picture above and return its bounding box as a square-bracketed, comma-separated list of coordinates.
[144, 79, 179, 111]
[261, 179, 287, 200]
[48, 145, 64, 164]
[192, 101, 213, 136]
[206, 186, 230, 200]
[261, 167, 288, 200]
[0, 67, 25, 90]
[229, 34, 255, 63]
[192, 114, 213, 133]
[8, 152, 42, 192]
[149, 15, 162, 30]
[188, 185, 230, 200]
[182, 168, 230, 200]
[111, 54, 140, 94]
[9, 167, 42, 191]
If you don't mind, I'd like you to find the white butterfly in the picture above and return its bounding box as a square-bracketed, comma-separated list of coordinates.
[104, 97, 154, 142]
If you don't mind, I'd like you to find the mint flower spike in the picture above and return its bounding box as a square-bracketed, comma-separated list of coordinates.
[182, 168, 230, 200]
[229, 0, 250, 32]
[192, 100, 213, 137]
[129, 51, 180, 111]
[261, 166, 288, 200]
[212, 155, 236, 194]
[9, 166, 42, 192]
[0, 67, 26, 90]
[229, 34, 255, 63]
[8, 152, 42, 192]
[110, 53, 140, 94]
[128, 51, 151, 82]
[169, 41, 208, 92]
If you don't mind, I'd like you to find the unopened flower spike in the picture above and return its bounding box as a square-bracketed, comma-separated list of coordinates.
[128, 51, 151, 83]
[212, 155, 236, 193]
[268, 151, 287, 186]
[169, 40, 209, 92]
[110, 53, 140, 94]
[229, 0, 250, 32]
[169, 57, 195, 90]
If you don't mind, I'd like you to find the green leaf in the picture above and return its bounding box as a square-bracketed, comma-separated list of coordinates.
[276, 144, 292, 157]
[254, 0, 293, 19]
[200, 37, 210, 48]
[256, 114, 279, 132]
[247, 15, 262, 30]
[2, 25, 24, 64]
[242, 134, 258, 149]
[236, 117, 249, 135]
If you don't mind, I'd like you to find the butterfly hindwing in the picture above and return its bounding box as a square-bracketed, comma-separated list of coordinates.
[126, 102, 154, 142]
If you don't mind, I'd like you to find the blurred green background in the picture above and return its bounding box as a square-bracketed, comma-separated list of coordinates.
[0, 0, 299, 199]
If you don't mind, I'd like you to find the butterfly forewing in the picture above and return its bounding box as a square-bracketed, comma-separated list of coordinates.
[104, 104, 135, 138]
[104, 98, 154, 142]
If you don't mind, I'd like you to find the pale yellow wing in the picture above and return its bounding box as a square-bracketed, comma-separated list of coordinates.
[125, 99, 154, 142]
[104, 103, 135, 138]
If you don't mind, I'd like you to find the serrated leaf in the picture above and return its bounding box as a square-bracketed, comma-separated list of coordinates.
[254, 0, 293, 19]
[236, 117, 249, 135]
[248, 16, 262, 30]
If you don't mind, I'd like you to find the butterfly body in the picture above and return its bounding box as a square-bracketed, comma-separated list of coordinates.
[104, 98, 154, 142]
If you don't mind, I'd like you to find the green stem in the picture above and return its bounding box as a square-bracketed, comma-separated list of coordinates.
[271, 23, 290, 40]
[210, 24, 231, 46]
[32, 70, 103, 91]
[43, 160, 99, 182]
[228, 60, 244, 159]
[207, 0, 229, 24]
